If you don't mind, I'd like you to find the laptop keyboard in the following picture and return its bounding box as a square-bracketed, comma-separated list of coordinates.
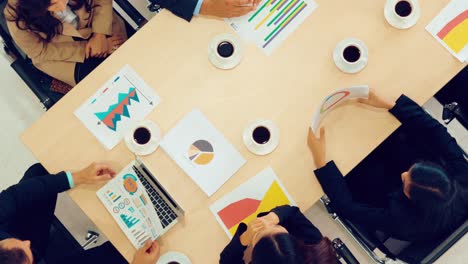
[133, 166, 178, 228]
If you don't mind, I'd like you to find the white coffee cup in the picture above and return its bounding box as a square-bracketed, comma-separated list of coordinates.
[384, 0, 420, 29]
[125, 120, 161, 156]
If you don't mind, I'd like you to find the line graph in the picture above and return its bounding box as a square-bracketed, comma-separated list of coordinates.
[95, 88, 140, 131]
[74, 65, 161, 150]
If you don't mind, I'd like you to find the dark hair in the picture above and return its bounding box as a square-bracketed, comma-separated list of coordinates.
[7, 0, 94, 42]
[408, 162, 455, 209]
[252, 234, 337, 264]
[0, 245, 29, 264]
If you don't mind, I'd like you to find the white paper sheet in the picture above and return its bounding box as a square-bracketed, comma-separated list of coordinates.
[210, 167, 295, 238]
[310, 85, 369, 133]
[426, 0, 468, 63]
[160, 109, 246, 197]
[97, 162, 164, 248]
[226, 0, 318, 55]
[75, 65, 160, 150]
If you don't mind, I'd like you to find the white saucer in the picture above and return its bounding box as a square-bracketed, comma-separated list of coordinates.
[208, 33, 243, 70]
[124, 120, 161, 156]
[384, 0, 420, 29]
[333, 38, 368, 74]
[243, 120, 280, 156]
[157, 251, 191, 264]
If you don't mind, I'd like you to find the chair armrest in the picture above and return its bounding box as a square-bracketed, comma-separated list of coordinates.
[333, 238, 360, 264]
[10, 59, 54, 109]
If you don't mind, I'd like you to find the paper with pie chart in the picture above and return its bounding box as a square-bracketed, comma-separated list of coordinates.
[310, 85, 369, 133]
[426, 0, 468, 62]
[75, 65, 161, 150]
[210, 167, 295, 238]
[97, 162, 163, 248]
[161, 109, 246, 196]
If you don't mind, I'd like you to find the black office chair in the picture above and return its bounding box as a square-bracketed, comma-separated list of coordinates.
[0, 0, 146, 110]
[319, 113, 467, 263]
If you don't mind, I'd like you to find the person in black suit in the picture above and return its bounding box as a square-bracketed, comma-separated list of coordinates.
[220, 205, 337, 264]
[153, 0, 261, 22]
[307, 89, 468, 243]
[0, 163, 161, 264]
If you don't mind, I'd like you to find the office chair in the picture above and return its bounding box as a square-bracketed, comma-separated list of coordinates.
[0, 0, 145, 110]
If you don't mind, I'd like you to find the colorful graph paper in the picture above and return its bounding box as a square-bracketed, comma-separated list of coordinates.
[426, 0, 468, 62]
[74, 65, 160, 149]
[210, 167, 295, 238]
[226, 0, 317, 54]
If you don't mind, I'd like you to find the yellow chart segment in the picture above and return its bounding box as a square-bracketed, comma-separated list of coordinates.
[442, 19, 468, 53]
[228, 180, 291, 235]
[195, 153, 214, 165]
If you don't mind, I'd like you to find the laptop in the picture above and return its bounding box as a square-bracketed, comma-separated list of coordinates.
[97, 159, 184, 248]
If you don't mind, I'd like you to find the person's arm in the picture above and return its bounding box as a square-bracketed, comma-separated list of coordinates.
[219, 223, 248, 264]
[6, 19, 86, 63]
[0, 172, 71, 229]
[269, 205, 322, 244]
[389, 95, 467, 183]
[314, 161, 395, 233]
[91, 0, 113, 35]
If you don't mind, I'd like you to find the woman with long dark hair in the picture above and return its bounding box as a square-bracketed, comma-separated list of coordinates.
[220, 205, 338, 264]
[4, 0, 127, 87]
[308, 89, 468, 243]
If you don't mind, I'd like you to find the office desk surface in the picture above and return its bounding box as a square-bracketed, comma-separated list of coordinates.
[22, 0, 464, 262]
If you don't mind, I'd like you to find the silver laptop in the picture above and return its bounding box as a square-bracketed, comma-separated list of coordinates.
[131, 159, 184, 233]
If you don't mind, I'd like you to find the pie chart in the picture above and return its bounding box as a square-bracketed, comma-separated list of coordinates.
[188, 140, 214, 165]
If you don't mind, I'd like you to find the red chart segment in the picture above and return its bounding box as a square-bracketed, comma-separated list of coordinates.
[217, 198, 261, 229]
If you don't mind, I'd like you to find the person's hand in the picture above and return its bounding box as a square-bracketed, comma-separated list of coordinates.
[200, 0, 260, 18]
[307, 127, 327, 169]
[106, 35, 125, 55]
[357, 88, 395, 110]
[131, 240, 161, 264]
[240, 218, 268, 246]
[72, 162, 116, 186]
[85, 33, 109, 58]
[258, 212, 280, 226]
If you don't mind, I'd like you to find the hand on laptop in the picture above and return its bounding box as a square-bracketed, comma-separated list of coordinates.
[131, 240, 161, 264]
[72, 162, 116, 186]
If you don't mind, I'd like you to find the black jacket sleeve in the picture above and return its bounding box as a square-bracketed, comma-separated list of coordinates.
[0, 172, 70, 240]
[271, 205, 322, 244]
[219, 223, 248, 264]
[389, 95, 468, 187]
[314, 161, 395, 233]
[155, 0, 198, 22]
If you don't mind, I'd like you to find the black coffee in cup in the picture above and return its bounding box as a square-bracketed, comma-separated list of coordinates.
[343, 45, 361, 63]
[217, 41, 234, 58]
[252, 126, 271, 145]
[167, 262, 180, 264]
[133, 127, 151, 145]
[395, 1, 412, 17]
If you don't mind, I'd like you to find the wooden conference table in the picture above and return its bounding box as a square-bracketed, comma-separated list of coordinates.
[21, 0, 464, 262]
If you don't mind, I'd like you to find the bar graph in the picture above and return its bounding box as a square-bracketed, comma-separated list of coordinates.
[226, 0, 317, 54]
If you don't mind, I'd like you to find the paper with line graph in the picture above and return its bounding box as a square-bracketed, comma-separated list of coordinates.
[75, 65, 160, 149]
[226, 0, 317, 54]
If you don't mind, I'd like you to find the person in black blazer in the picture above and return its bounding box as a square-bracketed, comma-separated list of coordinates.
[153, 0, 260, 22]
[307, 89, 468, 243]
[0, 163, 160, 264]
[220, 205, 337, 264]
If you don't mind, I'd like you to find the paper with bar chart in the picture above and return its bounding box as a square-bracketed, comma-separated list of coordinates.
[226, 0, 317, 54]
[210, 167, 295, 238]
[74, 65, 160, 149]
[426, 0, 468, 62]
[97, 162, 164, 248]
[160, 109, 246, 196]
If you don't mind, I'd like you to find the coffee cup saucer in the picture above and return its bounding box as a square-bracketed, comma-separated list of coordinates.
[157, 251, 191, 264]
[124, 120, 161, 156]
[208, 33, 243, 70]
[243, 120, 280, 156]
[333, 38, 368, 74]
[384, 0, 420, 29]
